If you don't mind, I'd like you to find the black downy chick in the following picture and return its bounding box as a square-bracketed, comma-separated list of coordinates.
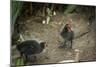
[59, 23, 74, 49]
[16, 40, 47, 64]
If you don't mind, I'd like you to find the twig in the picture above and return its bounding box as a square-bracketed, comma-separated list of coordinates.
[74, 30, 90, 39]
[19, 34, 25, 41]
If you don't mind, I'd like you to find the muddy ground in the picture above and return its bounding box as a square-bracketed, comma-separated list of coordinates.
[11, 12, 96, 65]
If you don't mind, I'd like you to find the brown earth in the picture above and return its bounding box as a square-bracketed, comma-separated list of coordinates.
[11, 13, 96, 65]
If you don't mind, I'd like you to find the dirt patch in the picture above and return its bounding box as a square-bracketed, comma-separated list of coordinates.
[11, 13, 96, 65]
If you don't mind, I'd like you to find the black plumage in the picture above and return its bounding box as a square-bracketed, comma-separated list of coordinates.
[16, 40, 46, 64]
[60, 24, 74, 49]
